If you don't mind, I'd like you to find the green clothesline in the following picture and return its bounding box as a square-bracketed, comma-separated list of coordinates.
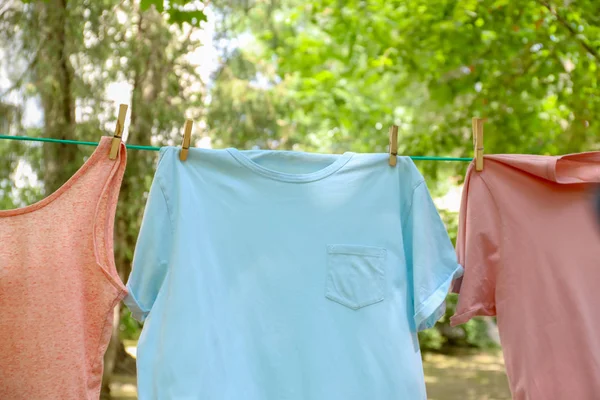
[0, 134, 160, 151]
[0, 134, 474, 162]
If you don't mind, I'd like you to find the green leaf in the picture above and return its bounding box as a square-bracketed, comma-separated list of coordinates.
[168, 9, 207, 26]
[140, 0, 163, 12]
[493, 0, 511, 8]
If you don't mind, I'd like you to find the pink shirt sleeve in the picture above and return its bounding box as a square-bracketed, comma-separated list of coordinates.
[450, 167, 500, 326]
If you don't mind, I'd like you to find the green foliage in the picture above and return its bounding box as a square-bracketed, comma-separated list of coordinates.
[439, 208, 460, 246]
[419, 294, 499, 352]
[418, 325, 446, 351]
[140, 0, 207, 26]
[210, 0, 600, 181]
[120, 310, 143, 341]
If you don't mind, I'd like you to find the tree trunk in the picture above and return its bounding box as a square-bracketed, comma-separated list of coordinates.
[37, 0, 79, 193]
[100, 306, 121, 399]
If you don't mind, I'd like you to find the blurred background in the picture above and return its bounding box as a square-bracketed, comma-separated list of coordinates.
[1, 1, 598, 399]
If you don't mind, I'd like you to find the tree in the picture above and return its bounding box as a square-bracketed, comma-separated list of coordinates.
[210, 0, 599, 171]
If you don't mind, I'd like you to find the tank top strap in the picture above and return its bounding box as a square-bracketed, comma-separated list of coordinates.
[91, 136, 127, 293]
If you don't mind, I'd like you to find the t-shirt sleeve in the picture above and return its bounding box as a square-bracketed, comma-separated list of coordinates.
[403, 180, 463, 332]
[124, 173, 172, 322]
[450, 170, 499, 326]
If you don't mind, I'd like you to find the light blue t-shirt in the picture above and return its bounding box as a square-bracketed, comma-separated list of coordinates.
[125, 147, 462, 400]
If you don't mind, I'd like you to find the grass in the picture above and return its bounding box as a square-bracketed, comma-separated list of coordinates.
[111, 344, 511, 400]
[424, 349, 511, 400]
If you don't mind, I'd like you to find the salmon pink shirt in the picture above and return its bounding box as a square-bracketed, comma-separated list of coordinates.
[0, 137, 127, 399]
[452, 153, 600, 400]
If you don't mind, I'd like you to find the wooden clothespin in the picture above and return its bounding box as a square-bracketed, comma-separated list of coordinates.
[388, 125, 398, 167]
[109, 104, 128, 160]
[472, 117, 484, 171]
[179, 119, 193, 161]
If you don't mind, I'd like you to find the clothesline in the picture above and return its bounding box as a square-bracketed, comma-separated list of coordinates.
[0, 134, 474, 162]
[0, 134, 159, 152]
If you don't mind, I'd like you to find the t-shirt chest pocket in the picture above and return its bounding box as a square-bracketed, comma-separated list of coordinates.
[325, 244, 387, 310]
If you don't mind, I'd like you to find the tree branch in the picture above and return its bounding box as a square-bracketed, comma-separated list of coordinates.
[111, 0, 126, 13]
[58, 0, 75, 133]
[538, 0, 600, 62]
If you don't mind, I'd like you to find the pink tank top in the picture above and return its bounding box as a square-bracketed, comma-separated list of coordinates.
[0, 137, 127, 399]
